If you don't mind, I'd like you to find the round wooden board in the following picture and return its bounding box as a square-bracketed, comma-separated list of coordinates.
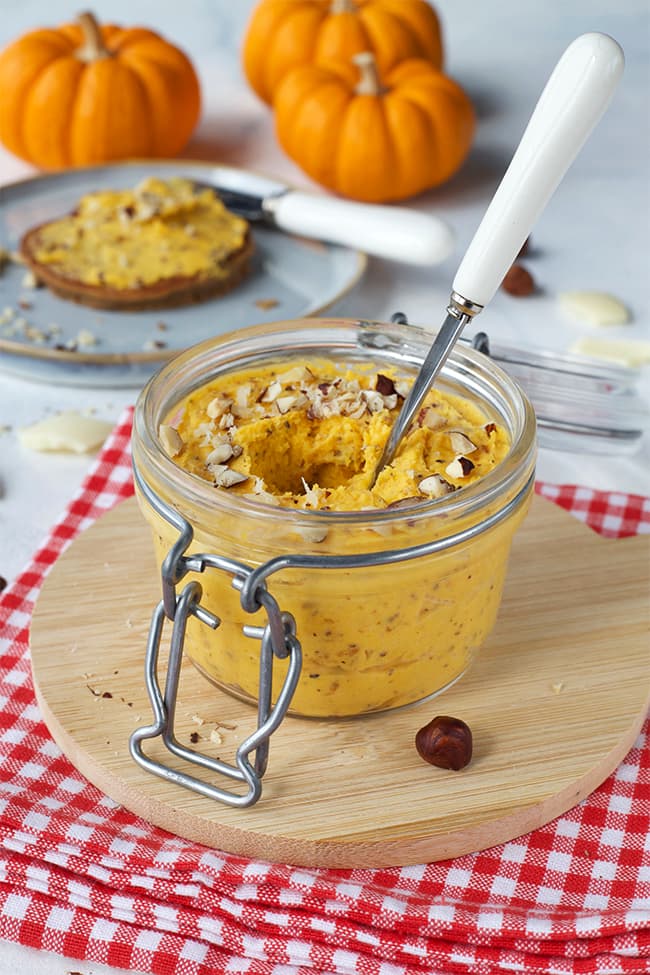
[30, 495, 649, 868]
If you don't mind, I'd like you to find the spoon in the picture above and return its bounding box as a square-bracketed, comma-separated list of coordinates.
[372, 32, 624, 483]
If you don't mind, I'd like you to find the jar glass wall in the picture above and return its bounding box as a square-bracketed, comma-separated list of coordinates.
[132, 318, 537, 718]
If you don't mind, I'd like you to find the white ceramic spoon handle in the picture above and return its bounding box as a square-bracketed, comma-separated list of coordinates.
[453, 32, 624, 309]
[270, 192, 456, 266]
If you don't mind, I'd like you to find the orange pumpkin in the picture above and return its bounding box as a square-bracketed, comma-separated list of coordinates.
[243, 0, 443, 105]
[0, 11, 201, 169]
[274, 52, 475, 203]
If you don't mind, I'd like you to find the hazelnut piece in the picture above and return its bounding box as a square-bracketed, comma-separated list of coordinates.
[375, 373, 396, 396]
[445, 456, 475, 479]
[502, 264, 535, 297]
[415, 715, 473, 771]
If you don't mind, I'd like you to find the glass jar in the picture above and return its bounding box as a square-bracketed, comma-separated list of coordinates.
[132, 317, 537, 719]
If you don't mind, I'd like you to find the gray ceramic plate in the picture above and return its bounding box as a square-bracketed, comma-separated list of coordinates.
[0, 161, 366, 388]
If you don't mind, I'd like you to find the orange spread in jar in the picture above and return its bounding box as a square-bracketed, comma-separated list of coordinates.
[140, 358, 525, 718]
[165, 360, 510, 510]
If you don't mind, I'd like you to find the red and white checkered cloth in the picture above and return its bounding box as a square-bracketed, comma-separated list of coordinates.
[0, 408, 648, 975]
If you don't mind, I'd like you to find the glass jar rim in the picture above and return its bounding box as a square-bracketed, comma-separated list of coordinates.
[133, 317, 537, 535]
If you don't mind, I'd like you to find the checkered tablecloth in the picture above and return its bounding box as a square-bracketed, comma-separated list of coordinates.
[0, 409, 648, 975]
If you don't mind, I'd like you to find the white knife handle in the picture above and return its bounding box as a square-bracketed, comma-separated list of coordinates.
[453, 32, 624, 308]
[270, 191, 455, 266]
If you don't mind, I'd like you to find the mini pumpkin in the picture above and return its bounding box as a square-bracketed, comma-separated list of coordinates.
[243, 0, 443, 105]
[274, 52, 475, 203]
[0, 11, 201, 169]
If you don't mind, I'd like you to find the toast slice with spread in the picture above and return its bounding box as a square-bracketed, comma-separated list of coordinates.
[19, 177, 254, 311]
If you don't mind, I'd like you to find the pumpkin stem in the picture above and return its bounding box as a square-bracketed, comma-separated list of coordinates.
[330, 0, 357, 13]
[353, 52, 386, 96]
[75, 11, 110, 62]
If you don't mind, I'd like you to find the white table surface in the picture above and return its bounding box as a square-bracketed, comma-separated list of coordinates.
[0, 1, 648, 972]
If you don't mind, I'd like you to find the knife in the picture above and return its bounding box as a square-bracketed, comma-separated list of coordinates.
[192, 167, 455, 266]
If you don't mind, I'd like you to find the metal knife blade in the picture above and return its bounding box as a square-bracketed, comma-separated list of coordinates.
[194, 182, 282, 223]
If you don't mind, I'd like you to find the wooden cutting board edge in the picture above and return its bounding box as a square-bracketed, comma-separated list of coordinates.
[29, 494, 650, 868]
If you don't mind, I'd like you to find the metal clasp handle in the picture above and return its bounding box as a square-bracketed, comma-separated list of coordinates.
[130, 466, 302, 807]
[129, 578, 302, 808]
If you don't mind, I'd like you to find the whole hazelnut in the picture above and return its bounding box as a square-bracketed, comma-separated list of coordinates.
[415, 715, 473, 771]
[502, 264, 535, 297]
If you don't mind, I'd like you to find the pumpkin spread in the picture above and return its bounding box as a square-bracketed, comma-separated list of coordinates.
[145, 359, 521, 718]
[19, 177, 252, 310]
[163, 360, 510, 509]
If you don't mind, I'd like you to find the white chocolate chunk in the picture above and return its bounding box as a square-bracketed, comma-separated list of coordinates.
[568, 336, 650, 367]
[558, 290, 631, 326]
[18, 412, 113, 454]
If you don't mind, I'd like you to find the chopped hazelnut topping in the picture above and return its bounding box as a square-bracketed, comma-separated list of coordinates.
[484, 422, 497, 436]
[262, 380, 282, 402]
[417, 407, 446, 430]
[211, 465, 248, 488]
[276, 395, 297, 414]
[295, 525, 328, 544]
[445, 456, 475, 478]
[361, 390, 387, 413]
[206, 395, 233, 419]
[387, 496, 425, 509]
[206, 442, 234, 465]
[448, 431, 477, 454]
[159, 424, 184, 458]
[375, 374, 396, 396]
[278, 365, 314, 384]
[418, 474, 455, 497]
[235, 384, 251, 411]
[244, 476, 280, 506]
[301, 478, 326, 508]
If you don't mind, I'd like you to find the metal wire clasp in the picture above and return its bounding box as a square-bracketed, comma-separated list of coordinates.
[129, 468, 302, 808]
